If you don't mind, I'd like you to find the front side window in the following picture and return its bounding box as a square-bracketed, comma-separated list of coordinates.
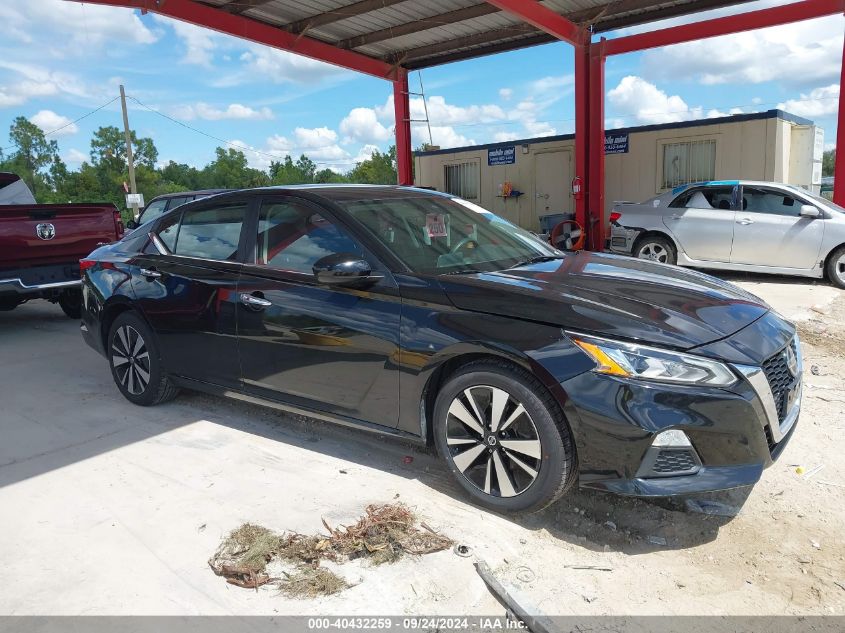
[742, 188, 803, 216]
[339, 194, 558, 275]
[444, 162, 479, 200]
[256, 199, 364, 274]
[662, 139, 716, 190]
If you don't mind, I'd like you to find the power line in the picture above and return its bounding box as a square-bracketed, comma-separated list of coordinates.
[0, 96, 120, 154]
[127, 95, 360, 166]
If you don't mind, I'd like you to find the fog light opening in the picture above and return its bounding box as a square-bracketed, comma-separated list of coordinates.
[652, 429, 692, 447]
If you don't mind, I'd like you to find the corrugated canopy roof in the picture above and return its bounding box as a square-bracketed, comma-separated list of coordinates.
[200, 0, 754, 69]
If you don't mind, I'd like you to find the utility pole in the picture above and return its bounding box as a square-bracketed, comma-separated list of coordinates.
[119, 85, 139, 219]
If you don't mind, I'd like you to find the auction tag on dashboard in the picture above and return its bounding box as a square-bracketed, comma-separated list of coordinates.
[426, 214, 447, 237]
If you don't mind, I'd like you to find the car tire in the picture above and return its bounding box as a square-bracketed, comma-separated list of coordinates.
[107, 311, 179, 406]
[58, 289, 82, 319]
[433, 360, 577, 514]
[825, 245, 845, 289]
[634, 235, 677, 265]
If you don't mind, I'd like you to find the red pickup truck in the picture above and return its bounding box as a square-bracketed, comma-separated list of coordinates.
[0, 173, 124, 318]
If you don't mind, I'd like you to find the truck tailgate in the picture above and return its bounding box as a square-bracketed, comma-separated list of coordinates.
[0, 203, 120, 269]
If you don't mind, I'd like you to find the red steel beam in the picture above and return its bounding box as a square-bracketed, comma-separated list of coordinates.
[484, 0, 586, 46]
[573, 43, 590, 235]
[66, 0, 396, 79]
[588, 40, 606, 251]
[604, 0, 845, 56]
[835, 35, 845, 206]
[393, 70, 413, 186]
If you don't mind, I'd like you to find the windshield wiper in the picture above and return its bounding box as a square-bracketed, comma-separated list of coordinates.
[508, 254, 567, 269]
[442, 267, 483, 276]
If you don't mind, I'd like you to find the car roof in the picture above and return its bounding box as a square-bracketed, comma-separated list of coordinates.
[148, 188, 233, 202]
[669, 180, 809, 195]
[212, 184, 454, 203]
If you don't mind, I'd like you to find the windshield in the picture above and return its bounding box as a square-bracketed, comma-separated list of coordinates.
[339, 194, 561, 274]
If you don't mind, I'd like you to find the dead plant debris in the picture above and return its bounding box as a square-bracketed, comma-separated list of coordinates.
[208, 503, 452, 598]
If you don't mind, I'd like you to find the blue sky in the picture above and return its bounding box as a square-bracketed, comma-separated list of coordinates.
[0, 0, 841, 173]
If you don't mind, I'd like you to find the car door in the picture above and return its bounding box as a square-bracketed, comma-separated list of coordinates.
[662, 185, 737, 262]
[730, 186, 825, 269]
[130, 197, 252, 388]
[236, 195, 401, 428]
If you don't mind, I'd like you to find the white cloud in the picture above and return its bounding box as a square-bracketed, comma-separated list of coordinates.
[353, 144, 380, 163]
[499, 88, 513, 100]
[170, 102, 274, 121]
[29, 110, 78, 136]
[2, 0, 159, 47]
[778, 84, 840, 118]
[607, 76, 703, 125]
[152, 16, 217, 67]
[64, 148, 88, 166]
[219, 44, 354, 86]
[493, 132, 520, 142]
[340, 107, 392, 144]
[237, 127, 352, 171]
[0, 62, 98, 107]
[641, 17, 843, 87]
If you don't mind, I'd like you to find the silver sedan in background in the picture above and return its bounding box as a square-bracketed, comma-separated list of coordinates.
[609, 180, 845, 289]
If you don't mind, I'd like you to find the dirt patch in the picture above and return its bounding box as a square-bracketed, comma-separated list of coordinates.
[208, 503, 452, 597]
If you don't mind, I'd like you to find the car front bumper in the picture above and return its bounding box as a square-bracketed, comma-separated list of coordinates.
[560, 334, 802, 497]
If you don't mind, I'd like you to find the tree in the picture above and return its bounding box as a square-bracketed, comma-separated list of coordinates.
[348, 145, 397, 184]
[0, 117, 60, 197]
[202, 147, 269, 189]
[90, 125, 158, 171]
[269, 154, 320, 185]
[823, 149, 835, 178]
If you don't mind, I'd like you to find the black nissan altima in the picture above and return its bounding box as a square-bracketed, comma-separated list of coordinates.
[80, 186, 801, 513]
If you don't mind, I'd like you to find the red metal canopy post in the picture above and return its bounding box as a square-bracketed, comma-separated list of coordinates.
[588, 39, 606, 252]
[574, 43, 590, 235]
[836, 33, 845, 206]
[393, 70, 414, 186]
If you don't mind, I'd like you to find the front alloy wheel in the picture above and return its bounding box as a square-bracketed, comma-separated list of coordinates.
[445, 386, 541, 497]
[434, 361, 576, 514]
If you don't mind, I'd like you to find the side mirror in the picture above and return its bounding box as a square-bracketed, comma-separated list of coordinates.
[800, 205, 820, 218]
[313, 253, 382, 288]
[126, 220, 139, 230]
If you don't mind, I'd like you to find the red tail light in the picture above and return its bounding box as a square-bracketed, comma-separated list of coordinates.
[114, 210, 125, 238]
[609, 211, 622, 224]
[80, 259, 97, 274]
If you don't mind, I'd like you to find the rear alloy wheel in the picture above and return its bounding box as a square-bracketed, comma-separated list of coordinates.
[434, 361, 576, 514]
[108, 312, 179, 406]
[635, 235, 677, 265]
[826, 245, 845, 289]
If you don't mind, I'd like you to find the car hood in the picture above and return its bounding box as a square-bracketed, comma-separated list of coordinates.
[438, 252, 770, 349]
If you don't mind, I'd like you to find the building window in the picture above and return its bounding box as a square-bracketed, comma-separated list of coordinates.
[444, 162, 479, 199]
[661, 139, 716, 189]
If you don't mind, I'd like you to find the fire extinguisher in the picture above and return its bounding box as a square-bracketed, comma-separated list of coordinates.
[571, 176, 583, 200]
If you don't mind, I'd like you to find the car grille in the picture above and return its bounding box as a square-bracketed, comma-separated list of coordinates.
[761, 340, 799, 422]
[651, 449, 698, 475]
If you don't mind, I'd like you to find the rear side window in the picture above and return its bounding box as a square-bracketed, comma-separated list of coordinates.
[670, 186, 734, 210]
[174, 204, 246, 261]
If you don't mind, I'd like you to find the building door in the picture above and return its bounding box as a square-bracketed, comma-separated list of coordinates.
[534, 151, 572, 222]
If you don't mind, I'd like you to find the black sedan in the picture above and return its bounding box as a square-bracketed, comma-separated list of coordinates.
[80, 186, 801, 513]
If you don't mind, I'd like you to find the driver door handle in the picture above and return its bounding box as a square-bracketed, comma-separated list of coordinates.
[139, 267, 161, 279]
[736, 218, 755, 225]
[240, 293, 272, 308]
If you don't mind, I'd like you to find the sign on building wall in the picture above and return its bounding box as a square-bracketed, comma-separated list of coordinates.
[488, 146, 516, 165]
[605, 133, 629, 154]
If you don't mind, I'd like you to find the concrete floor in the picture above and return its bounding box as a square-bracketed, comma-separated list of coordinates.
[0, 274, 840, 616]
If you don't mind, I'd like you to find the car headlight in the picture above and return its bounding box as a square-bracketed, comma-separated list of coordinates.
[570, 334, 737, 387]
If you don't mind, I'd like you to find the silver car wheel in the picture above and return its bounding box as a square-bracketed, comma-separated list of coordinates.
[638, 242, 668, 263]
[112, 325, 151, 395]
[445, 385, 542, 498]
[835, 253, 845, 286]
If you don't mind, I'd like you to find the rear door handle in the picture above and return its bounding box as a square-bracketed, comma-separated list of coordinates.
[139, 267, 162, 279]
[240, 293, 272, 308]
[736, 218, 755, 225]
